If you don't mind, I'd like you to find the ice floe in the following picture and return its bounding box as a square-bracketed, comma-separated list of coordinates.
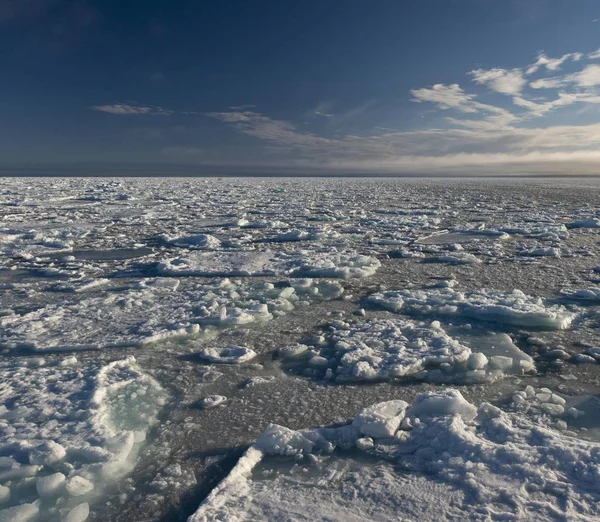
[311, 318, 533, 383]
[157, 250, 380, 279]
[0, 356, 166, 521]
[0, 278, 344, 351]
[189, 387, 600, 521]
[368, 288, 577, 330]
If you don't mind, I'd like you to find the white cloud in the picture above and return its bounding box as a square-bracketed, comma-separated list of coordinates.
[91, 103, 172, 116]
[588, 48, 600, 59]
[411, 84, 478, 112]
[199, 47, 600, 175]
[204, 111, 332, 148]
[526, 52, 583, 74]
[470, 68, 526, 95]
[512, 93, 579, 116]
[529, 77, 568, 89]
[576, 64, 600, 86]
[530, 64, 600, 90]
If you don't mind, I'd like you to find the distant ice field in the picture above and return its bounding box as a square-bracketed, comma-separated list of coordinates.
[1, 177, 600, 521]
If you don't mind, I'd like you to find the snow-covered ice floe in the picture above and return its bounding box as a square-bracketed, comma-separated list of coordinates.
[0, 278, 344, 351]
[157, 250, 380, 279]
[0, 356, 166, 521]
[368, 288, 577, 330]
[188, 387, 600, 521]
[316, 318, 534, 383]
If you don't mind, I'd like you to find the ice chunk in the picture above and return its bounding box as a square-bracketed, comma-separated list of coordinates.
[62, 503, 90, 522]
[467, 352, 488, 370]
[278, 344, 310, 359]
[29, 441, 66, 466]
[66, 476, 94, 497]
[197, 346, 257, 364]
[428, 252, 481, 264]
[287, 253, 380, 279]
[409, 389, 477, 420]
[352, 400, 409, 438]
[198, 395, 227, 409]
[0, 503, 39, 522]
[256, 425, 313, 456]
[518, 246, 561, 257]
[0, 487, 8, 505]
[36, 472, 66, 499]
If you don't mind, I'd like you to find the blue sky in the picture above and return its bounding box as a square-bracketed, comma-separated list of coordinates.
[2, 0, 600, 175]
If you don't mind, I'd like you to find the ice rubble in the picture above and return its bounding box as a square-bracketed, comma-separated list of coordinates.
[312, 318, 533, 383]
[157, 250, 380, 279]
[0, 356, 166, 521]
[0, 278, 344, 351]
[189, 388, 600, 522]
[368, 288, 576, 330]
[157, 251, 279, 277]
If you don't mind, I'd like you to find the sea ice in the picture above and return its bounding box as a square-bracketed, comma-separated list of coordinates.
[189, 387, 600, 521]
[368, 288, 576, 330]
[0, 356, 166, 519]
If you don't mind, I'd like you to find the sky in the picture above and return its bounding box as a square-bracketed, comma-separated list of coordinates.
[3, 0, 600, 176]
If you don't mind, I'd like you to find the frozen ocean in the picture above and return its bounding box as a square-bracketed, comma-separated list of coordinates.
[2, 176, 600, 521]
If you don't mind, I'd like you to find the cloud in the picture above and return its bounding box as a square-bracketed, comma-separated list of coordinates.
[411, 84, 478, 112]
[197, 47, 600, 175]
[470, 68, 526, 95]
[576, 64, 600, 86]
[313, 100, 334, 117]
[229, 104, 256, 110]
[90, 103, 172, 116]
[411, 84, 517, 127]
[530, 64, 600, 90]
[526, 52, 583, 74]
[589, 48, 600, 59]
[204, 111, 332, 148]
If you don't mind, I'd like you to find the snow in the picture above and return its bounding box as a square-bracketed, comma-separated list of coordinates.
[368, 288, 577, 330]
